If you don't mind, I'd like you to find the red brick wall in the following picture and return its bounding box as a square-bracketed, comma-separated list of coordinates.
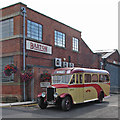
[14, 16, 22, 35]
[107, 51, 120, 63]
[2, 2, 26, 17]
[2, 38, 21, 54]
[2, 85, 21, 95]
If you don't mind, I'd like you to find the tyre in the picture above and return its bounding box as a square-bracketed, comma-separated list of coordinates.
[61, 96, 72, 111]
[38, 97, 47, 109]
[98, 92, 104, 103]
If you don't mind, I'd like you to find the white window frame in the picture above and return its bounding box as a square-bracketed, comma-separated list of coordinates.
[0, 18, 14, 39]
[54, 30, 65, 48]
[27, 20, 42, 41]
[72, 37, 79, 52]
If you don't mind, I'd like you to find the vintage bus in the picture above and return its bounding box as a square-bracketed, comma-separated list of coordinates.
[37, 67, 110, 111]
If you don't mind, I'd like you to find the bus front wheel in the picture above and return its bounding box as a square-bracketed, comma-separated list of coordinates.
[61, 96, 72, 111]
[38, 97, 47, 109]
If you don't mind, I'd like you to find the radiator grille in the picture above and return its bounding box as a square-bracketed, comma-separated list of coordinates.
[47, 88, 55, 101]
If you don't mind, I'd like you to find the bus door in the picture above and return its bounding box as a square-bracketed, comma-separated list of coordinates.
[77, 73, 84, 103]
[69, 74, 84, 104]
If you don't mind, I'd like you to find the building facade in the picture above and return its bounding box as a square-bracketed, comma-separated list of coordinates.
[0, 2, 99, 102]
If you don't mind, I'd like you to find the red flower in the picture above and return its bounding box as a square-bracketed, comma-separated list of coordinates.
[40, 73, 51, 82]
[20, 71, 33, 82]
[4, 64, 17, 76]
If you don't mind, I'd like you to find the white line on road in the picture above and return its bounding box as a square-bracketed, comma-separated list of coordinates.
[95, 103, 118, 107]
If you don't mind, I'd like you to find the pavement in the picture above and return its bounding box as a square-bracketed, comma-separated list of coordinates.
[0, 101, 37, 107]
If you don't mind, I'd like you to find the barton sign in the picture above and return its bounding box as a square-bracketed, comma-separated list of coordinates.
[26, 40, 52, 54]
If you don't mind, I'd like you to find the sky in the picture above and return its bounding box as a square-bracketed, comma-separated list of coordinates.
[1, 0, 119, 52]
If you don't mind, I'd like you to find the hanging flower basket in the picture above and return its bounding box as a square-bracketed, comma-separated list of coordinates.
[40, 73, 51, 82]
[20, 71, 33, 82]
[4, 64, 17, 76]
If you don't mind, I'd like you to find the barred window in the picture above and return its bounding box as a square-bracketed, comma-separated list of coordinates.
[72, 37, 79, 51]
[54, 30, 65, 48]
[0, 18, 14, 39]
[27, 20, 42, 41]
[1, 56, 14, 82]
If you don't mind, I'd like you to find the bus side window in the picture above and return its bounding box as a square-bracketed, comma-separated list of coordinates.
[99, 74, 104, 82]
[85, 74, 91, 83]
[70, 74, 75, 84]
[99, 74, 109, 82]
[104, 75, 109, 82]
[79, 74, 83, 83]
[76, 74, 79, 84]
[92, 74, 98, 82]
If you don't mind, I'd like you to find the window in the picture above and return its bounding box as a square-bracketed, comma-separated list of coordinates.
[52, 75, 72, 84]
[79, 74, 83, 83]
[1, 56, 14, 82]
[54, 30, 65, 48]
[70, 74, 75, 84]
[85, 74, 91, 83]
[27, 20, 42, 41]
[92, 74, 98, 82]
[76, 74, 79, 84]
[76, 74, 83, 84]
[99, 74, 109, 82]
[0, 18, 14, 39]
[72, 37, 79, 51]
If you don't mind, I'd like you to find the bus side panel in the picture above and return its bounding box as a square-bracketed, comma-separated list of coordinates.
[83, 86, 98, 101]
[56, 88, 68, 96]
[98, 83, 110, 96]
[68, 87, 84, 104]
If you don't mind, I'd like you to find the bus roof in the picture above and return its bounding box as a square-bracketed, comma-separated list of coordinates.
[53, 67, 109, 75]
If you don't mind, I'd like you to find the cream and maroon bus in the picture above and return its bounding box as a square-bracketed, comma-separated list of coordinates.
[37, 67, 110, 111]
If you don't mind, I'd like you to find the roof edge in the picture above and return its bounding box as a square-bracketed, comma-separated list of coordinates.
[1, 2, 27, 10]
[1, 2, 82, 33]
[27, 7, 82, 33]
[81, 38, 93, 53]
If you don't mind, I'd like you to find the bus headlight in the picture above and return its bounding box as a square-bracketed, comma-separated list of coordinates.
[42, 92, 46, 98]
[54, 93, 58, 98]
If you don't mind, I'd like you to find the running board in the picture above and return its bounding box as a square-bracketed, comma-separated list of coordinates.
[84, 98, 98, 103]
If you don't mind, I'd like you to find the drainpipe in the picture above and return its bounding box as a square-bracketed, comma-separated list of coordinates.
[21, 7, 26, 101]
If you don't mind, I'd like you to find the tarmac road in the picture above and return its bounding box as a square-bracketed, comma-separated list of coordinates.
[1, 94, 119, 119]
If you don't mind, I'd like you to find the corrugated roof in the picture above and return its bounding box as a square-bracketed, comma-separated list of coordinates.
[93, 49, 116, 53]
[93, 49, 116, 59]
[102, 50, 116, 59]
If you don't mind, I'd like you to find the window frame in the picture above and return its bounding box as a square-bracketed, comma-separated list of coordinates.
[0, 18, 14, 39]
[69, 73, 83, 85]
[99, 74, 110, 83]
[72, 37, 79, 52]
[84, 73, 92, 83]
[1, 56, 14, 83]
[54, 30, 66, 48]
[27, 20, 43, 41]
[91, 74, 98, 83]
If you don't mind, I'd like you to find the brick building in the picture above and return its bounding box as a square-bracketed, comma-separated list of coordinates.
[0, 2, 99, 102]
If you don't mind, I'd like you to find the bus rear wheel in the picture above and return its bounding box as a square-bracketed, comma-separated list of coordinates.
[98, 92, 104, 103]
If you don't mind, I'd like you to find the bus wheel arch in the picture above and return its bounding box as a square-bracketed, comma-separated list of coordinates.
[60, 93, 73, 102]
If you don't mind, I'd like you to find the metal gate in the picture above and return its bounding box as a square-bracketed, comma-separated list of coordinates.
[105, 62, 120, 93]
